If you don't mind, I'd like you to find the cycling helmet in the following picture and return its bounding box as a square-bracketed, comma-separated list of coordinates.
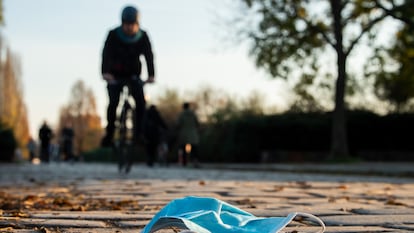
[121, 6, 139, 23]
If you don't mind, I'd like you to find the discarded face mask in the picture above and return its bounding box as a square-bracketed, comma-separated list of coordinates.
[141, 196, 325, 233]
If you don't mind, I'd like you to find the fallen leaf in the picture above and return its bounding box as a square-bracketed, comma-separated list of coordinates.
[385, 197, 406, 206]
[296, 181, 312, 189]
[337, 185, 348, 190]
[0, 227, 14, 232]
[273, 186, 284, 192]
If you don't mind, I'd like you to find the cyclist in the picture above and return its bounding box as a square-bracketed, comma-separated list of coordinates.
[101, 5, 155, 147]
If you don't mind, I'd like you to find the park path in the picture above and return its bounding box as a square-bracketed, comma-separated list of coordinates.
[0, 162, 413, 232]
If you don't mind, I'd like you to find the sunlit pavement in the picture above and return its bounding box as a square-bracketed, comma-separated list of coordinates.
[0, 162, 414, 232]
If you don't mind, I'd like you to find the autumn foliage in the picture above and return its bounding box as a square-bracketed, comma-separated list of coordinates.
[0, 36, 30, 161]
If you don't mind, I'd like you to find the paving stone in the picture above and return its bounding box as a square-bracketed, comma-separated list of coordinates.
[1, 162, 414, 232]
[315, 226, 406, 232]
[351, 207, 414, 215]
[27, 211, 152, 220]
[0, 218, 107, 228]
[44, 228, 138, 233]
[386, 224, 414, 231]
[322, 214, 414, 226]
[116, 220, 147, 228]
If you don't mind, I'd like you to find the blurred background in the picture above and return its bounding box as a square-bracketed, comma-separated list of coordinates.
[1, 0, 413, 163]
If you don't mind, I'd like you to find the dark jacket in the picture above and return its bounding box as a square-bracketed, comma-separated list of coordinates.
[39, 124, 52, 144]
[176, 109, 199, 145]
[102, 27, 154, 78]
[143, 106, 168, 143]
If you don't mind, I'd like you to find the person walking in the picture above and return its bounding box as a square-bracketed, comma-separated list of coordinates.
[176, 102, 200, 167]
[38, 121, 53, 163]
[100, 5, 155, 147]
[60, 121, 75, 162]
[26, 136, 37, 162]
[143, 105, 168, 167]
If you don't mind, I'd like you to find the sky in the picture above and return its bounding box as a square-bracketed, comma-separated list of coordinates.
[2, 0, 291, 139]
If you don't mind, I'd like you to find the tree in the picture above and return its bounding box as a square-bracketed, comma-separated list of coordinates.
[153, 87, 182, 127]
[0, 39, 30, 152]
[191, 85, 234, 123]
[57, 80, 102, 156]
[0, 123, 17, 161]
[366, 25, 414, 112]
[0, 1, 30, 160]
[239, 90, 266, 116]
[289, 73, 333, 113]
[235, 0, 414, 157]
[0, 0, 3, 25]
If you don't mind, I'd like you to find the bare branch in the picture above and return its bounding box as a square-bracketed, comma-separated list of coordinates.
[345, 14, 387, 56]
[375, 0, 414, 28]
[303, 19, 336, 49]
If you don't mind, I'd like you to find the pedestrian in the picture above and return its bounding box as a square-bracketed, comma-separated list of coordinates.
[26, 136, 37, 162]
[50, 143, 60, 162]
[143, 105, 168, 167]
[157, 140, 169, 167]
[176, 102, 200, 167]
[100, 5, 155, 147]
[38, 121, 53, 163]
[60, 121, 75, 162]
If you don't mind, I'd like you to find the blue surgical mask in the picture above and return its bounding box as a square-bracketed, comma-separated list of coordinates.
[141, 196, 325, 233]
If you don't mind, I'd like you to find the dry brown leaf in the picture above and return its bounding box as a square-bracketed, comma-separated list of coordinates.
[233, 198, 257, 208]
[273, 186, 285, 192]
[52, 196, 73, 206]
[385, 197, 406, 206]
[0, 227, 14, 232]
[296, 181, 312, 189]
[337, 184, 348, 190]
[33, 199, 49, 209]
[70, 205, 86, 211]
[0, 199, 21, 210]
[23, 195, 38, 201]
[39, 226, 51, 233]
[12, 211, 29, 218]
[235, 198, 252, 205]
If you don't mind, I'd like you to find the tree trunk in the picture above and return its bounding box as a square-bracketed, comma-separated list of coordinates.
[330, 0, 349, 158]
[331, 52, 349, 158]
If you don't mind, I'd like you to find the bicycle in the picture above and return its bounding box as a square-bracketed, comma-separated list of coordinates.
[113, 78, 146, 173]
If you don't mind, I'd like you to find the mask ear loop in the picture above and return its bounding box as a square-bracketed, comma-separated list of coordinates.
[292, 212, 326, 233]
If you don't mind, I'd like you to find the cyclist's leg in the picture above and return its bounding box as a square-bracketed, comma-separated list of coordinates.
[102, 82, 123, 146]
[118, 93, 131, 172]
[129, 79, 146, 143]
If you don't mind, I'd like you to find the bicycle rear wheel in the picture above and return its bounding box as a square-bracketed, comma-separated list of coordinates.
[116, 141, 133, 173]
[115, 87, 137, 173]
